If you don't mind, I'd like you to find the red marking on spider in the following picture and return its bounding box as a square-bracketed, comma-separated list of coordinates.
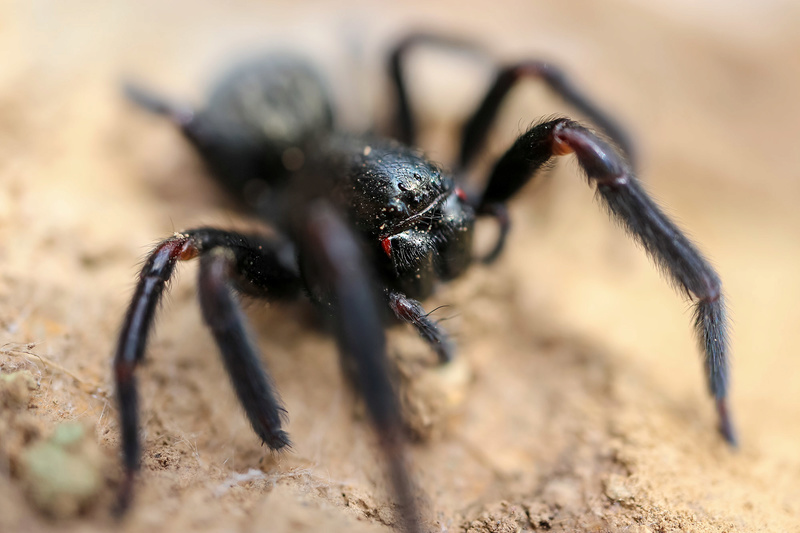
[552, 135, 574, 156]
[455, 187, 468, 202]
[178, 241, 199, 261]
[381, 237, 392, 257]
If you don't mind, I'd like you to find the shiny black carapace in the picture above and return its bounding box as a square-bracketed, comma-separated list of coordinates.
[115, 34, 734, 533]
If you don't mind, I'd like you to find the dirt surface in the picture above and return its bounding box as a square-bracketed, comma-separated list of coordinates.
[2, 1, 800, 532]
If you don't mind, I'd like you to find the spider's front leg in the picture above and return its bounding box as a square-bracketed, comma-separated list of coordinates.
[476, 118, 735, 445]
[297, 202, 423, 533]
[114, 228, 301, 512]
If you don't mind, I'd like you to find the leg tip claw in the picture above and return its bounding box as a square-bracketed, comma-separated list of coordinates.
[716, 397, 738, 448]
[113, 469, 136, 519]
[262, 429, 292, 451]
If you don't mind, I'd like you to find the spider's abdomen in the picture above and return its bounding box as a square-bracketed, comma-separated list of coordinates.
[205, 55, 333, 148]
[318, 136, 448, 233]
[186, 54, 335, 202]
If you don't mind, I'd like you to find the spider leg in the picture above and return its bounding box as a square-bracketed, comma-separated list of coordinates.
[297, 201, 422, 533]
[124, 80, 291, 206]
[458, 62, 636, 171]
[198, 248, 292, 450]
[476, 118, 735, 445]
[123, 81, 196, 129]
[114, 228, 302, 512]
[388, 290, 454, 364]
[386, 33, 634, 169]
[123, 81, 230, 157]
[123, 81, 232, 157]
[388, 32, 488, 145]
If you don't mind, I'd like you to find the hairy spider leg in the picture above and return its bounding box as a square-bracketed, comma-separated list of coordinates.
[475, 117, 735, 446]
[386, 33, 635, 169]
[388, 34, 636, 262]
[461, 61, 639, 262]
[113, 229, 301, 512]
[388, 32, 488, 145]
[458, 61, 636, 171]
[114, 215, 423, 530]
[297, 202, 423, 533]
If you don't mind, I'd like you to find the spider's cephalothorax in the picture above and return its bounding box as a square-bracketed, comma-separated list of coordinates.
[315, 135, 475, 295]
[117, 34, 734, 533]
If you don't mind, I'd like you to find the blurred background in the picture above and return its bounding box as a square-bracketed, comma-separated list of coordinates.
[1, 1, 799, 531]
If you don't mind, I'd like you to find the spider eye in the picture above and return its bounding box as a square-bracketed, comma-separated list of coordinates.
[386, 199, 408, 216]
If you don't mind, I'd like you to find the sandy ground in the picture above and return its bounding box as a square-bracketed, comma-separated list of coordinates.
[2, 1, 800, 532]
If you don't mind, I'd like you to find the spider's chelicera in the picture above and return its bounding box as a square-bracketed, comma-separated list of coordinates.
[116, 34, 734, 533]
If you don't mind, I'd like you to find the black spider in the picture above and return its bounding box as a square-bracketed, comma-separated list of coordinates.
[115, 33, 734, 533]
